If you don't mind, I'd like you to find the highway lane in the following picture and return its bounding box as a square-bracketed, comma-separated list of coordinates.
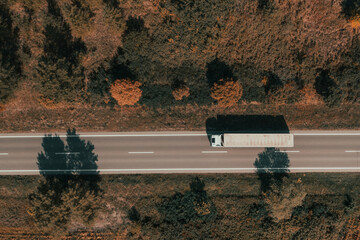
[0, 131, 359, 174]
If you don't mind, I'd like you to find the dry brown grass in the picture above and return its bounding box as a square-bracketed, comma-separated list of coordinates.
[0, 100, 359, 133]
[344, 217, 360, 240]
[3, 81, 44, 112]
[2, 80, 89, 113]
[298, 84, 325, 105]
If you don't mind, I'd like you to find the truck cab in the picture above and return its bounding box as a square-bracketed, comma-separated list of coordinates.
[211, 134, 223, 147]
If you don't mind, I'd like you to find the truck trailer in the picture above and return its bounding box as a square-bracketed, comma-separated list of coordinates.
[211, 133, 294, 148]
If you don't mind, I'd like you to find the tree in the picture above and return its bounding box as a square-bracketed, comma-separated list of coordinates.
[28, 178, 71, 237]
[342, 0, 360, 19]
[29, 178, 100, 237]
[0, 53, 18, 103]
[0, 3, 21, 103]
[103, 4, 126, 34]
[150, 0, 233, 69]
[60, 0, 95, 38]
[158, 177, 216, 225]
[32, 0, 86, 104]
[172, 85, 190, 101]
[29, 128, 101, 237]
[263, 178, 306, 222]
[110, 78, 142, 106]
[254, 147, 290, 193]
[190, 176, 205, 194]
[210, 79, 243, 107]
[33, 58, 85, 103]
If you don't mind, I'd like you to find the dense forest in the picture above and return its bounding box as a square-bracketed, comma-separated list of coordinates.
[0, 0, 360, 109]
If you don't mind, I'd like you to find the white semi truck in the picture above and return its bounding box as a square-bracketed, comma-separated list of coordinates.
[211, 133, 294, 148]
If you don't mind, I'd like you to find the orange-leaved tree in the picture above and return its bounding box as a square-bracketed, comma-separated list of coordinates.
[349, 14, 360, 29]
[172, 85, 190, 101]
[210, 79, 243, 107]
[110, 79, 142, 106]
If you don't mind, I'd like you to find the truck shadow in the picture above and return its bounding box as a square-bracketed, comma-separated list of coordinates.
[205, 115, 290, 144]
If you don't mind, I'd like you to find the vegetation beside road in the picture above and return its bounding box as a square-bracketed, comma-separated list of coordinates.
[1, 99, 359, 133]
[1, 173, 360, 239]
[0, 0, 360, 133]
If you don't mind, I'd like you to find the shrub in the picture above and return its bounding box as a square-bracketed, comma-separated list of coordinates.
[263, 178, 307, 222]
[349, 14, 360, 28]
[298, 84, 324, 105]
[110, 79, 142, 106]
[172, 85, 190, 101]
[33, 58, 85, 103]
[269, 81, 300, 104]
[210, 79, 243, 107]
[158, 178, 217, 225]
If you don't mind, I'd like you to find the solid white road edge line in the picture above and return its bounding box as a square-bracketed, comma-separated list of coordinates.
[345, 150, 360, 153]
[128, 152, 154, 154]
[293, 133, 360, 136]
[201, 151, 228, 153]
[0, 134, 208, 138]
[4, 167, 360, 173]
[0, 153, 8, 155]
[1, 133, 360, 138]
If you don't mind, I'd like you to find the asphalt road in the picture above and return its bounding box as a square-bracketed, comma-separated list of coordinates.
[0, 131, 360, 174]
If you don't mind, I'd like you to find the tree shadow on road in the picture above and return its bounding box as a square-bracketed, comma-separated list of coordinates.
[29, 128, 101, 237]
[254, 147, 290, 193]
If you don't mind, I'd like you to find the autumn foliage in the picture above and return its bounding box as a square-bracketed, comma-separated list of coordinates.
[1, 0, 360, 107]
[110, 79, 142, 106]
[210, 79, 243, 107]
[349, 14, 360, 29]
[172, 85, 190, 101]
